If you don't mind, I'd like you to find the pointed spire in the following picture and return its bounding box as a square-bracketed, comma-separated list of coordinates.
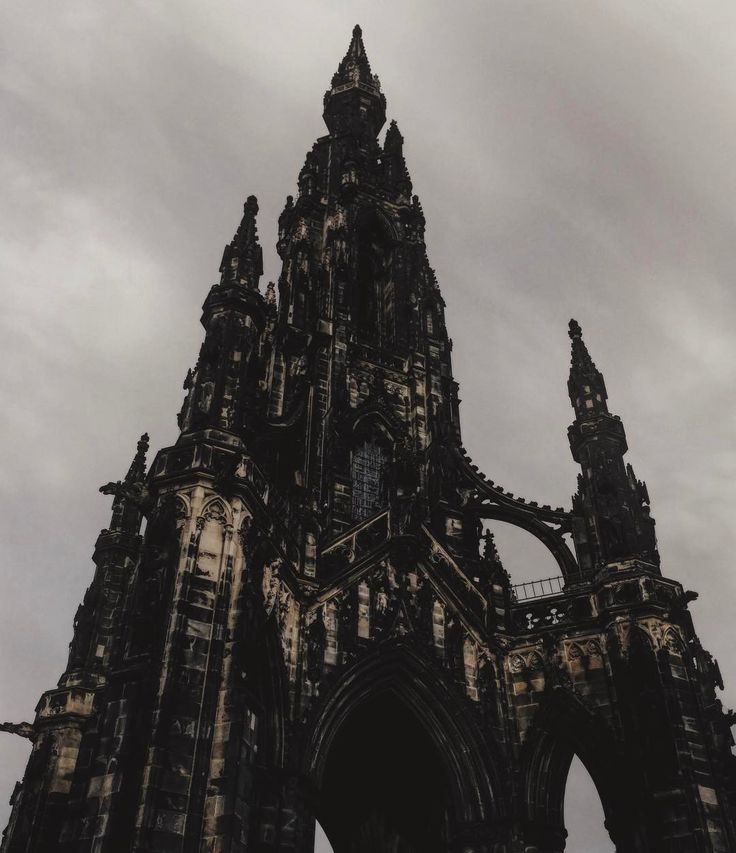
[383, 120, 413, 196]
[567, 319, 608, 420]
[384, 119, 403, 153]
[330, 25, 380, 93]
[323, 26, 386, 137]
[483, 530, 501, 565]
[124, 433, 149, 484]
[219, 195, 263, 290]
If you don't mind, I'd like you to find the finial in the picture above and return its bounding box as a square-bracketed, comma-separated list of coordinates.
[353, 24, 362, 38]
[124, 432, 149, 484]
[568, 318, 582, 340]
[483, 529, 500, 563]
[220, 193, 263, 289]
[384, 119, 403, 149]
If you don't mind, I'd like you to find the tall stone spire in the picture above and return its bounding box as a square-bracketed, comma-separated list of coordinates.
[566, 320, 659, 572]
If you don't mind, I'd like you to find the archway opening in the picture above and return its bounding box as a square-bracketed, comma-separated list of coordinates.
[564, 756, 614, 852]
[317, 689, 449, 852]
[315, 820, 334, 853]
[484, 521, 567, 596]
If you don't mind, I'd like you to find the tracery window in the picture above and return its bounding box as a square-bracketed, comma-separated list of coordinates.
[351, 438, 388, 520]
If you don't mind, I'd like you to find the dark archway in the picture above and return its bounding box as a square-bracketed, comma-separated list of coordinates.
[565, 757, 615, 852]
[318, 689, 449, 852]
[522, 689, 647, 852]
[305, 644, 501, 851]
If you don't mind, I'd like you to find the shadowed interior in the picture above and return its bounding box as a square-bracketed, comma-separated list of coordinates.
[318, 689, 449, 852]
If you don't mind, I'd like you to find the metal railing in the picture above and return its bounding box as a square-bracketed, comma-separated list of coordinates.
[512, 575, 565, 602]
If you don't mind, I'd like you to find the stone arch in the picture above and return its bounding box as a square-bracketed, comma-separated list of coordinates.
[199, 495, 232, 526]
[354, 203, 399, 244]
[304, 642, 503, 842]
[521, 688, 645, 851]
[174, 493, 191, 522]
[352, 408, 400, 442]
[661, 625, 687, 656]
[476, 506, 579, 581]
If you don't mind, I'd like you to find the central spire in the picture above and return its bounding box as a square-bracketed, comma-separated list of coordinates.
[323, 25, 386, 137]
[330, 24, 381, 93]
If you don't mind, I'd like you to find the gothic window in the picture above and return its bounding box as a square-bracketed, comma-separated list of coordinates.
[351, 438, 388, 520]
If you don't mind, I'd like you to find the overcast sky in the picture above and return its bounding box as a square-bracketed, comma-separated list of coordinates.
[2, 2, 736, 850]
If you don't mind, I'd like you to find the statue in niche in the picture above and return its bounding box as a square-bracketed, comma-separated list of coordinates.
[306, 609, 326, 683]
[444, 613, 464, 676]
[476, 653, 497, 716]
[338, 589, 358, 660]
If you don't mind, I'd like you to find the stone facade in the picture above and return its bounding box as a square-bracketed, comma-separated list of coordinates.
[3, 25, 736, 853]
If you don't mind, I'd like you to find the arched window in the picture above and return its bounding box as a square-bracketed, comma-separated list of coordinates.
[351, 437, 389, 521]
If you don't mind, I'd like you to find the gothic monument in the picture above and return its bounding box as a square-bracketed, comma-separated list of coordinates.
[3, 26, 735, 853]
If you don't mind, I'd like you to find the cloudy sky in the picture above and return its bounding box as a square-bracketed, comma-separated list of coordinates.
[2, 2, 736, 849]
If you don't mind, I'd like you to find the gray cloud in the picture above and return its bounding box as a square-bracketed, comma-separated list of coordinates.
[2, 3, 735, 850]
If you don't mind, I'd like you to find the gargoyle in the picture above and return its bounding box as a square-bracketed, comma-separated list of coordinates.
[0, 722, 35, 741]
[99, 480, 154, 516]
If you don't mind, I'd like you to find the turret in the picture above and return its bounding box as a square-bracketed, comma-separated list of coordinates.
[566, 320, 659, 573]
[219, 194, 263, 290]
[383, 120, 412, 199]
[178, 195, 267, 436]
[62, 434, 150, 677]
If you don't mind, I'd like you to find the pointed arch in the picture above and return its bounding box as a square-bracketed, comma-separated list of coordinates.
[475, 505, 579, 580]
[521, 687, 645, 850]
[304, 642, 503, 827]
[199, 496, 232, 526]
[174, 494, 191, 521]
